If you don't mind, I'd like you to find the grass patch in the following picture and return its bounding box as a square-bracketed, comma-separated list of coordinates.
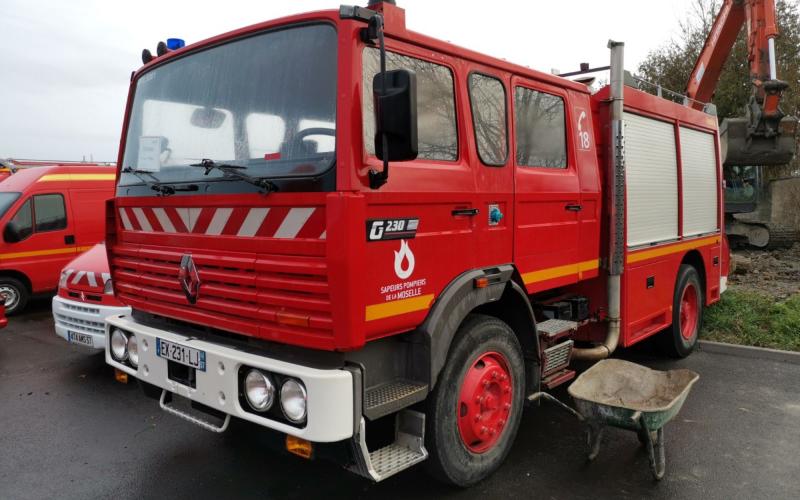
[702, 289, 800, 352]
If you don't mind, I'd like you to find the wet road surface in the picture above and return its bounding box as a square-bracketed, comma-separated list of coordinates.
[1, 299, 799, 499]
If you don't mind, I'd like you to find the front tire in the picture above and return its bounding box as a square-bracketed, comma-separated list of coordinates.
[425, 314, 525, 487]
[0, 277, 29, 315]
[659, 264, 702, 358]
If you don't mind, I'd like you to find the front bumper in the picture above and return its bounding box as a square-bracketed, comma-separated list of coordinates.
[105, 314, 355, 443]
[53, 295, 131, 350]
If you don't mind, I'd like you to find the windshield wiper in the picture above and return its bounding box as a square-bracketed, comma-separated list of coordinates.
[190, 159, 277, 194]
[121, 167, 199, 196]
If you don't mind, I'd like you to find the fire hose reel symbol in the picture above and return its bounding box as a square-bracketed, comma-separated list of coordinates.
[394, 239, 415, 279]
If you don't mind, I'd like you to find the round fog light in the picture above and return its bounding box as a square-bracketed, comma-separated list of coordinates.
[244, 369, 274, 412]
[280, 379, 307, 423]
[127, 334, 139, 368]
[110, 329, 128, 361]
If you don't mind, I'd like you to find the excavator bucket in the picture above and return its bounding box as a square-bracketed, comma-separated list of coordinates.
[721, 116, 799, 167]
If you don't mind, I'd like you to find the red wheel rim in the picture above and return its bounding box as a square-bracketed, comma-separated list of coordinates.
[679, 282, 699, 341]
[457, 351, 513, 453]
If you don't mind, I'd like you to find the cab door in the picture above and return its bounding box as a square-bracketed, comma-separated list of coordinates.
[511, 78, 582, 293]
[2, 191, 76, 291]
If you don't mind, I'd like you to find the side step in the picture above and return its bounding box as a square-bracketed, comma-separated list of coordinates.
[537, 319, 578, 341]
[348, 410, 428, 482]
[364, 380, 428, 420]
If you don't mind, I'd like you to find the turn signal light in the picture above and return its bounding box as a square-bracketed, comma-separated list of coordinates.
[276, 312, 310, 328]
[474, 277, 489, 288]
[286, 435, 313, 459]
[114, 369, 128, 384]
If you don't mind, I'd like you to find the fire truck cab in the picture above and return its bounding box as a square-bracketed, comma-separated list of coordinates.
[105, 1, 725, 486]
[0, 165, 116, 314]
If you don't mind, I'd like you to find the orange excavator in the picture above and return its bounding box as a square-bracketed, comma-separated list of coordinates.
[687, 0, 798, 248]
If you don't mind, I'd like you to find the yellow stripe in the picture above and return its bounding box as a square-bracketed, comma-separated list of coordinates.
[365, 293, 435, 322]
[522, 259, 599, 285]
[39, 173, 116, 182]
[627, 235, 720, 264]
[0, 245, 93, 261]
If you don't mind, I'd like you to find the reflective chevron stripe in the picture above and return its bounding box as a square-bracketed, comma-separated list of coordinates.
[117, 206, 327, 239]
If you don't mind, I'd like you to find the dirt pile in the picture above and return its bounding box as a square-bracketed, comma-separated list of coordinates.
[730, 244, 800, 299]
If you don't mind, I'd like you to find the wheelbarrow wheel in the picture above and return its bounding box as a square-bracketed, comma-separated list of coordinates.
[425, 314, 525, 487]
[658, 265, 702, 358]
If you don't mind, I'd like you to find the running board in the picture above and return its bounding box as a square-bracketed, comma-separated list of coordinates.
[348, 410, 428, 482]
[537, 319, 578, 340]
[364, 380, 428, 420]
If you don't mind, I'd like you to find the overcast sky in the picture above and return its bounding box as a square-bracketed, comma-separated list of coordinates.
[0, 0, 704, 161]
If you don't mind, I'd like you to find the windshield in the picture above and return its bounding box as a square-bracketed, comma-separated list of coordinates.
[0, 192, 20, 219]
[725, 165, 758, 203]
[120, 24, 337, 192]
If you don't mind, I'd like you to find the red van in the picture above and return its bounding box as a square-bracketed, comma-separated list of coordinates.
[53, 243, 130, 349]
[0, 165, 115, 313]
[0, 300, 6, 329]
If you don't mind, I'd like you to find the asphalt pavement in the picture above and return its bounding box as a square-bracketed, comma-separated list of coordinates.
[1, 299, 799, 500]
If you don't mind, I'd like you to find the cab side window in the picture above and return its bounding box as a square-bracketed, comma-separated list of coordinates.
[34, 194, 67, 232]
[363, 48, 458, 161]
[3, 194, 67, 243]
[7, 199, 33, 242]
[514, 87, 568, 168]
[469, 73, 508, 166]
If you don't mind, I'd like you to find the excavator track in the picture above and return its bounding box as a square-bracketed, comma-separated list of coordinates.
[765, 224, 798, 249]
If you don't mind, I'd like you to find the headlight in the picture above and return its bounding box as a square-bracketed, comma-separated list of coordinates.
[127, 334, 139, 367]
[244, 370, 275, 412]
[58, 271, 70, 289]
[103, 278, 114, 295]
[110, 329, 128, 361]
[280, 379, 307, 423]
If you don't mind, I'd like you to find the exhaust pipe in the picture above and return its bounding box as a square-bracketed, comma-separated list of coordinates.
[572, 41, 625, 361]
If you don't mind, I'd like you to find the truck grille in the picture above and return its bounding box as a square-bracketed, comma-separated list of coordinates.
[111, 245, 333, 349]
[54, 313, 106, 336]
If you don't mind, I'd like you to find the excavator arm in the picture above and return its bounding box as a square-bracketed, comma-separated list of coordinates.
[687, 0, 797, 166]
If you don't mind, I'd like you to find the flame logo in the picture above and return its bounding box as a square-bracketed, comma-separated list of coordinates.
[394, 239, 415, 279]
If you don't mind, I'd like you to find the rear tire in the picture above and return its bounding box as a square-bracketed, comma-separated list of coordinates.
[658, 265, 702, 358]
[425, 314, 525, 487]
[0, 277, 29, 315]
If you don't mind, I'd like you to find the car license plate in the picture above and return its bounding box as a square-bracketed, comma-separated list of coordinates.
[156, 338, 206, 372]
[68, 331, 93, 347]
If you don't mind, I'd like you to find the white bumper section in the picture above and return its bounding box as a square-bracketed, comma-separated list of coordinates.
[105, 314, 355, 443]
[53, 295, 131, 350]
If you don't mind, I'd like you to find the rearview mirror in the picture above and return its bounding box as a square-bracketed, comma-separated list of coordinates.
[3, 222, 30, 244]
[373, 69, 418, 162]
[190, 107, 226, 129]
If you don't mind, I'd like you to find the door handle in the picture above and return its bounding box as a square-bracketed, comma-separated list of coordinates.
[64, 235, 75, 245]
[565, 204, 583, 212]
[451, 208, 479, 217]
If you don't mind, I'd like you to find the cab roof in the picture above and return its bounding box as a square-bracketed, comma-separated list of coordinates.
[0, 165, 116, 192]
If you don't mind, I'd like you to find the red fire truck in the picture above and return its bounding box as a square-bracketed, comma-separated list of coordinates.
[104, 1, 727, 485]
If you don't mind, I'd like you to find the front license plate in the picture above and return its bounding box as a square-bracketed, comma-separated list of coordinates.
[68, 331, 93, 347]
[156, 338, 206, 372]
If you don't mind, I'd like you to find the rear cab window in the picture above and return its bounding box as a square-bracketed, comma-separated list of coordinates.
[362, 48, 458, 161]
[514, 86, 568, 168]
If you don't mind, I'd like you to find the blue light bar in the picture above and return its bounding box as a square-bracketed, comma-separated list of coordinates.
[166, 38, 185, 50]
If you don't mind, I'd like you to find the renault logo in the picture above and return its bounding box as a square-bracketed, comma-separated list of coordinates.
[179, 254, 201, 304]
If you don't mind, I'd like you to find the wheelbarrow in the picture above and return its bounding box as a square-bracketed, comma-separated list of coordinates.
[530, 359, 699, 480]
